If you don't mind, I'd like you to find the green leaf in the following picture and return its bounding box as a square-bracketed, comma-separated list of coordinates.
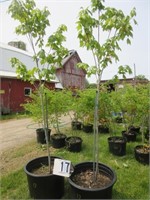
[130, 7, 136, 17]
[127, 38, 131, 45]
[8, 0, 68, 85]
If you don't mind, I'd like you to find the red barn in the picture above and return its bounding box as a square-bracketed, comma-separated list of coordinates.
[0, 72, 55, 114]
[56, 50, 86, 90]
[0, 43, 86, 114]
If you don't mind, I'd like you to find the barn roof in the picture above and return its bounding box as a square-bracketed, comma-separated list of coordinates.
[0, 42, 82, 75]
[0, 42, 34, 73]
[0, 43, 85, 89]
[0, 42, 32, 56]
[62, 50, 78, 65]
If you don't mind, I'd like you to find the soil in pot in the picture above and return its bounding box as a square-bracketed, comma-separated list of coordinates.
[51, 133, 66, 148]
[72, 169, 111, 188]
[71, 121, 82, 130]
[134, 145, 150, 165]
[82, 124, 93, 133]
[36, 128, 51, 144]
[122, 130, 137, 142]
[128, 126, 140, 134]
[24, 156, 64, 199]
[65, 136, 82, 152]
[68, 162, 117, 199]
[108, 136, 126, 156]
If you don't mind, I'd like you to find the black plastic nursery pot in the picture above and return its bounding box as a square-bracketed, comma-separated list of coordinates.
[98, 125, 109, 133]
[82, 124, 93, 133]
[128, 126, 140, 134]
[108, 136, 127, 156]
[122, 130, 137, 142]
[24, 156, 64, 199]
[51, 133, 66, 148]
[71, 121, 82, 130]
[36, 128, 51, 144]
[65, 136, 82, 152]
[68, 162, 117, 199]
[134, 145, 150, 165]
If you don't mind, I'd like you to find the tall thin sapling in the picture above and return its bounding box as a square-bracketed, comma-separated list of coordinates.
[8, 0, 68, 172]
[76, 0, 137, 181]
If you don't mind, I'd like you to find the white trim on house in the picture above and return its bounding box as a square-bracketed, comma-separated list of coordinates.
[0, 42, 33, 56]
[0, 43, 60, 84]
[0, 70, 59, 83]
[0, 70, 17, 78]
[0, 42, 34, 72]
[55, 82, 63, 89]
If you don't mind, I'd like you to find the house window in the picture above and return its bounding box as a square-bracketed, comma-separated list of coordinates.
[24, 88, 32, 96]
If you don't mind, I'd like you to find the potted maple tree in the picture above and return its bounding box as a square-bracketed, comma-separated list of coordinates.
[65, 132, 83, 153]
[23, 89, 51, 144]
[8, 0, 68, 199]
[65, 90, 83, 152]
[68, 0, 137, 199]
[79, 89, 95, 133]
[107, 88, 127, 156]
[69, 90, 83, 131]
[118, 84, 140, 142]
[49, 90, 69, 149]
[133, 84, 150, 165]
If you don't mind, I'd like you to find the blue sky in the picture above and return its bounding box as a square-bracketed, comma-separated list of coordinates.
[0, 0, 149, 83]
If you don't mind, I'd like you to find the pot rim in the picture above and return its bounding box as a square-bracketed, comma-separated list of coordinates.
[72, 121, 82, 124]
[51, 133, 66, 138]
[36, 128, 51, 131]
[108, 136, 127, 143]
[134, 145, 150, 151]
[122, 130, 137, 135]
[24, 156, 60, 177]
[68, 161, 117, 191]
[66, 136, 83, 142]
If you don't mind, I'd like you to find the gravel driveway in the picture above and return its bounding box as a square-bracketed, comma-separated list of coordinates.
[0, 115, 72, 152]
[0, 118, 37, 152]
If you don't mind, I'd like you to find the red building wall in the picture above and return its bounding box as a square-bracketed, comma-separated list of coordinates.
[56, 53, 86, 89]
[0, 78, 55, 113]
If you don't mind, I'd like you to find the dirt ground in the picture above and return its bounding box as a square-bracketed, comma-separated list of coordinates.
[0, 115, 72, 152]
[0, 115, 72, 175]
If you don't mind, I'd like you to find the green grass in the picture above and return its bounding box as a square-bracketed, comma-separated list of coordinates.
[1, 128, 149, 199]
[0, 112, 30, 120]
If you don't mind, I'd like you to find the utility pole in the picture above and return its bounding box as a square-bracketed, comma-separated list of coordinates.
[133, 63, 136, 87]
